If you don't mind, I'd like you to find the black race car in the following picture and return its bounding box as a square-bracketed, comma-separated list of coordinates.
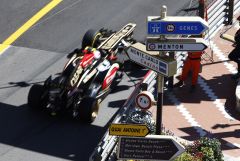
[27, 23, 136, 123]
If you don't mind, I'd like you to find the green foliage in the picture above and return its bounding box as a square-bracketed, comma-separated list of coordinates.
[174, 152, 199, 161]
[198, 137, 224, 161]
[201, 146, 214, 161]
[175, 137, 224, 161]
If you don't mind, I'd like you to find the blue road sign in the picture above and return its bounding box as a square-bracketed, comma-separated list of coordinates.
[147, 16, 209, 35]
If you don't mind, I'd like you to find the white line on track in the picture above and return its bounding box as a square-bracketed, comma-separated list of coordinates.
[167, 91, 207, 137]
[0, 45, 10, 56]
[31, 0, 83, 29]
[198, 76, 235, 121]
[210, 41, 237, 73]
[164, 40, 237, 138]
[226, 142, 240, 149]
[203, 41, 237, 121]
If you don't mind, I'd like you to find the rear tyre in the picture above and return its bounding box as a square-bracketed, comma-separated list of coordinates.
[82, 29, 101, 48]
[28, 84, 45, 109]
[77, 97, 99, 123]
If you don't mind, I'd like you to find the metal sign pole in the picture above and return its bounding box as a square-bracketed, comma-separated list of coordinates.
[156, 5, 167, 135]
[156, 75, 164, 135]
[168, 52, 175, 89]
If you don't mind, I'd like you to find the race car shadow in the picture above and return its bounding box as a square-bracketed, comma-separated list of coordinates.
[123, 60, 148, 78]
[0, 80, 44, 89]
[108, 99, 126, 108]
[110, 84, 131, 94]
[0, 102, 108, 161]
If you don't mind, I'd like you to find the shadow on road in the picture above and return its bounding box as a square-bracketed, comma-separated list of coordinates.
[0, 102, 107, 161]
[0, 81, 44, 90]
[180, 126, 240, 151]
[0, 60, 148, 160]
[108, 99, 126, 108]
[163, 73, 240, 121]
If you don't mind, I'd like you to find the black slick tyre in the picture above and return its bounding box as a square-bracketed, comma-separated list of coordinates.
[77, 97, 99, 123]
[82, 29, 101, 48]
[28, 84, 45, 109]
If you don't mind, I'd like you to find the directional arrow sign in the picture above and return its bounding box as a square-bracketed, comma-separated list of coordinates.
[146, 37, 208, 51]
[118, 135, 185, 161]
[109, 124, 149, 137]
[147, 16, 209, 35]
[126, 42, 177, 77]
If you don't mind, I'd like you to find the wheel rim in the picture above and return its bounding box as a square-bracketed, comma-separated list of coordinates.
[91, 101, 99, 120]
[91, 33, 102, 47]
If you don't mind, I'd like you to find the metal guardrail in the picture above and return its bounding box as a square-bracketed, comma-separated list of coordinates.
[89, 71, 156, 161]
[90, 1, 240, 160]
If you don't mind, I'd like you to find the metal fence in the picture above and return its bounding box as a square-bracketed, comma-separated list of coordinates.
[175, 0, 240, 74]
[89, 1, 240, 160]
[89, 71, 156, 161]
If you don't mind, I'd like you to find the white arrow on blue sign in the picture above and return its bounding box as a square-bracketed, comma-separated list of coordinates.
[147, 16, 209, 35]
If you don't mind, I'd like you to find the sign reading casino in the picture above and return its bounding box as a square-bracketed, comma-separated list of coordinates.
[127, 47, 168, 75]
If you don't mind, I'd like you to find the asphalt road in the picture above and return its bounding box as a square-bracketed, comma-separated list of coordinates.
[0, 0, 190, 160]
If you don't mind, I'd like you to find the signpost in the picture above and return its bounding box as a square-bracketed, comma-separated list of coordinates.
[117, 135, 185, 161]
[144, 6, 209, 135]
[126, 42, 177, 77]
[125, 5, 208, 137]
[147, 16, 209, 35]
[109, 124, 149, 137]
[146, 37, 208, 51]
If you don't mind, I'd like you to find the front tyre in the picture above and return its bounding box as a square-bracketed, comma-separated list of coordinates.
[82, 29, 101, 49]
[28, 84, 45, 109]
[77, 97, 99, 123]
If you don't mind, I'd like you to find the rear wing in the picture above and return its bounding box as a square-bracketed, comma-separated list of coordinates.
[98, 23, 136, 51]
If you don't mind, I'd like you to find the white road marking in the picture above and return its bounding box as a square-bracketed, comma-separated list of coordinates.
[224, 153, 240, 161]
[210, 41, 237, 73]
[0, 45, 10, 56]
[196, 41, 236, 121]
[31, 0, 83, 29]
[167, 92, 207, 137]
[226, 142, 240, 149]
[198, 76, 235, 121]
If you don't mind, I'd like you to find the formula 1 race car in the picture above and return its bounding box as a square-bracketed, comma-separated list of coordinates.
[27, 23, 136, 123]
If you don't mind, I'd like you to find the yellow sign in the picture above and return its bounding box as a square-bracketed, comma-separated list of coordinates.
[109, 124, 149, 137]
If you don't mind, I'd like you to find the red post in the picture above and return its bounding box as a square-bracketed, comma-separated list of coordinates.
[227, 0, 234, 25]
[198, 0, 206, 38]
[198, 0, 205, 19]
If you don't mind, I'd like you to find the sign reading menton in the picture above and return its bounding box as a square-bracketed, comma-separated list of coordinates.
[146, 37, 208, 51]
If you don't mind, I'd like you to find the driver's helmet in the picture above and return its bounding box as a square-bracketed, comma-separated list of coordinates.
[93, 50, 101, 59]
[83, 46, 93, 54]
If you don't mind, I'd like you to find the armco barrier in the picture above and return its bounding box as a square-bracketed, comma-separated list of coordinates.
[89, 71, 156, 161]
[90, 71, 190, 161]
[90, 1, 240, 160]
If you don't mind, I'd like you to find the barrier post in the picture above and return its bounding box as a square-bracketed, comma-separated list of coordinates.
[198, 0, 205, 19]
[167, 51, 175, 90]
[227, 0, 234, 25]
